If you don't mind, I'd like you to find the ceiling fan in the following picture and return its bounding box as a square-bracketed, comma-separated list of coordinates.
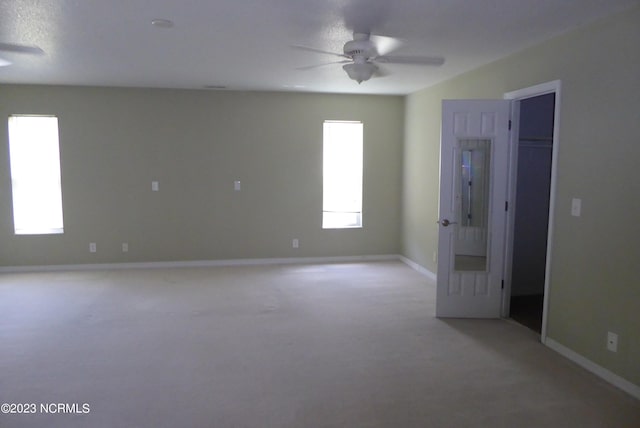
[0, 42, 45, 67]
[293, 32, 444, 84]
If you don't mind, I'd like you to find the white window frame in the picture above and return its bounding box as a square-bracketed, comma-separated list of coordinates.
[8, 114, 65, 235]
[322, 120, 363, 229]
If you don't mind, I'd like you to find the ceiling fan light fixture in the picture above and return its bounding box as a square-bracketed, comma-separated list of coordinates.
[342, 62, 377, 84]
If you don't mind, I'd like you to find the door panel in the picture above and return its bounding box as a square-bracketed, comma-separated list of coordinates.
[436, 100, 511, 318]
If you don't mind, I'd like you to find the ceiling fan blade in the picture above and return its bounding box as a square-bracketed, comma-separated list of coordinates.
[373, 65, 392, 78]
[291, 45, 348, 59]
[296, 60, 351, 71]
[369, 35, 403, 56]
[376, 55, 445, 66]
[0, 42, 44, 55]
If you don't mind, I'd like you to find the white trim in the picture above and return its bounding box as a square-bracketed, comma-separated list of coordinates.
[545, 338, 640, 400]
[504, 80, 561, 99]
[15, 228, 64, 235]
[500, 100, 520, 318]
[400, 256, 437, 282]
[0, 254, 400, 274]
[502, 80, 562, 343]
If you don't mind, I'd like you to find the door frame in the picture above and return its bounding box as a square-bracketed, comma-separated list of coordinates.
[502, 80, 562, 343]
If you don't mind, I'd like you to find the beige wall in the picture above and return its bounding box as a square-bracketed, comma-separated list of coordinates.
[403, 7, 640, 385]
[0, 87, 404, 265]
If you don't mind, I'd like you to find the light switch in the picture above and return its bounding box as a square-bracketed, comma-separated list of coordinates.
[571, 198, 581, 217]
[152, 181, 159, 192]
[234, 180, 241, 191]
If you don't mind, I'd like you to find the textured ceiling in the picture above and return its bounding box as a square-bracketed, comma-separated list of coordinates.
[0, 0, 638, 95]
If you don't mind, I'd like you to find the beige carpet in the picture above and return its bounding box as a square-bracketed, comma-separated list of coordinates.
[0, 261, 638, 427]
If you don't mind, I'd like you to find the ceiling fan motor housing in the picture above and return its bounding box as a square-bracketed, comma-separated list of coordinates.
[343, 38, 377, 59]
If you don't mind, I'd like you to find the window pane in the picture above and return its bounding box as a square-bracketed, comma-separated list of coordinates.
[323, 121, 363, 229]
[8, 115, 64, 235]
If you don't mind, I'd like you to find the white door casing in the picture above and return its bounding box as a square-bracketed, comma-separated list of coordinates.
[503, 80, 561, 340]
[436, 100, 511, 318]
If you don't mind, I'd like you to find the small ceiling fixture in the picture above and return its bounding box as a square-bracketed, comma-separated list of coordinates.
[151, 19, 174, 28]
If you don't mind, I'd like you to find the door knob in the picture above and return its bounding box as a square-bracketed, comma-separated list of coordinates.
[438, 218, 457, 227]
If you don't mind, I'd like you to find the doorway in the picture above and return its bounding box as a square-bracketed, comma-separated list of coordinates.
[509, 93, 555, 333]
[503, 81, 561, 340]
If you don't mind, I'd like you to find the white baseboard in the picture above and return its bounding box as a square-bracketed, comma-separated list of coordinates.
[545, 337, 640, 400]
[399, 256, 437, 282]
[0, 254, 401, 273]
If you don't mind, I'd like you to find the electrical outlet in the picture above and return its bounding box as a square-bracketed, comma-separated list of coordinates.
[89, 242, 97, 253]
[152, 181, 159, 192]
[234, 180, 241, 191]
[607, 332, 618, 352]
[292, 238, 299, 248]
[122, 243, 129, 253]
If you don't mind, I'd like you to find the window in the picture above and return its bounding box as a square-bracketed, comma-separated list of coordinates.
[8, 115, 64, 234]
[322, 120, 363, 229]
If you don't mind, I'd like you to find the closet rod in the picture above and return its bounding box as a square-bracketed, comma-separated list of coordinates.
[519, 136, 553, 142]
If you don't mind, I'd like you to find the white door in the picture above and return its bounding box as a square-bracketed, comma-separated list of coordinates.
[436, 100, 511, 318]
